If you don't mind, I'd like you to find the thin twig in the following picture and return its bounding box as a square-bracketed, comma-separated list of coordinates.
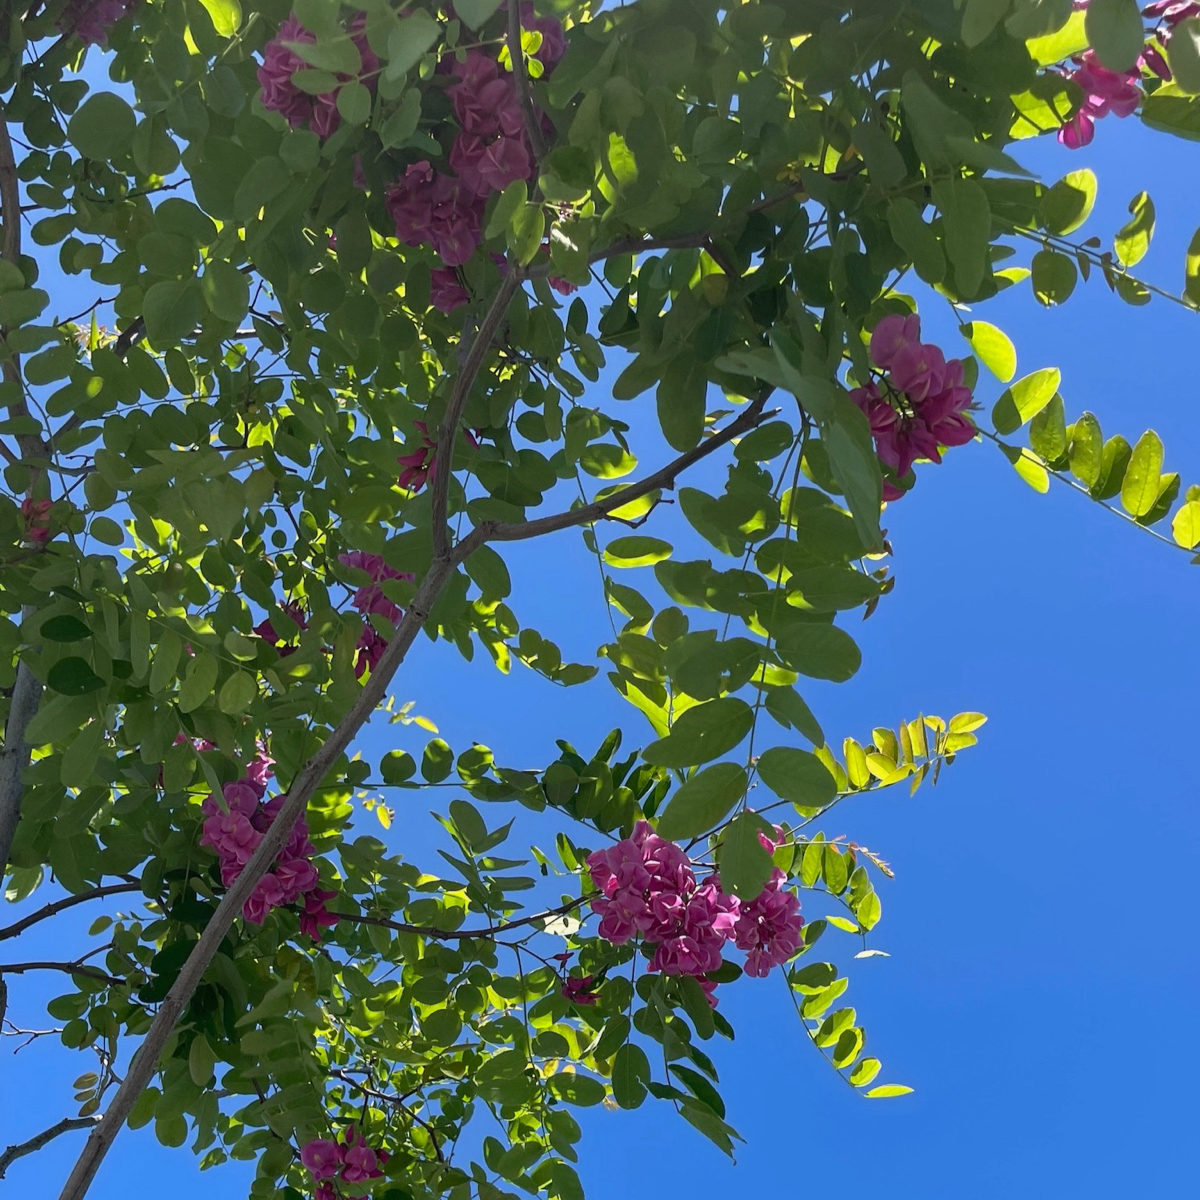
[0, 961, 125, 987]
[328, 894, 590, 942]
[460, 391, 776, 553]
[431, 273, 519, 559]
[0, 882, 142, 943]
[507, 1, 548, 163]
[1, 1117, 102, 1179]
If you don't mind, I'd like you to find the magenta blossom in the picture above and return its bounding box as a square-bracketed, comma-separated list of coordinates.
[57, 0, 136, 45]
[300, 1138, 342, 1181]
[562, 973, 601, 1005]
[430, 267, 471, 314]
[1058, 49, 1142, 148]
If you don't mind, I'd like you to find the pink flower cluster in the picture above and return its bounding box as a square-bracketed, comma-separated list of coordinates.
[199, 748, 337, 937]
[396, 420, 481, 492]
[850, 314, 974, 499]
[385, 7, 564, 275]
[20, 498, 53, 545]
[586, 821, 804, 1003]
[338, 551, 412, 677]
[253, 600, 308, 656]
[57, 0, 136, 45]
[300, 1126, 388, 1200]
[258, 14, 379, 140]
[1058, 49, 1145, 148]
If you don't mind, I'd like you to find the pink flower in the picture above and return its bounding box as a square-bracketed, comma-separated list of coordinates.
[58, 0, 136, 45]
[562, 973, 600, 1005]
[520, 2, 567, 68]
[1058, 50, 1142, 148]
[339, 1127, 385, 1182]
[300, 1138, 342, 1181]
[299, 888, 339, 940]
[732, 870, 804, 977]
[20, 498, 54, 545]
[889, 339, 947, 404]
[868, 313, 921, 371]
[430, 268, 470, 313]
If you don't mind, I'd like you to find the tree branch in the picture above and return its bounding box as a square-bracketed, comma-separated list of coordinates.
[0, 107, 52, 887]
[431, 272, 519, 559]
[328, 894, 590, 942]
[56, 275, 519, 1200]
[507, 0, 548, 163]
[0, 961, 125, 987]
[461, 391, 775, 553]
[0, 882, 142, 943]
[1, 1117, 101, 1179]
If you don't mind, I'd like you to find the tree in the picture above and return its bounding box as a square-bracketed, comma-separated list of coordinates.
[1, 0, 1198, 1197]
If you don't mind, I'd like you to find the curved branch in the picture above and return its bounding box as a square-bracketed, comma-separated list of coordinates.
[0, 882, 143, 943]
[507, 1, 548, 163]
[1, 1117, 101, 1180]
[431, 273, 520, 559]
[56, 275, 520, 1200]
[461, 391, 776, 552]
[328, 894, 590, 942]
[0, 961, 125, 987]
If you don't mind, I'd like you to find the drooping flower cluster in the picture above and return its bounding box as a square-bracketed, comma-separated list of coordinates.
[57, 0, 136, 45]
[850, 313, 975, 499]
[586, 821, 804, 1004]
[253, 600, 308, 656]
[338, 551, 413, 677]
[396, 420, 481, 492]
[20, 498, 53, 546]
[199, 748, 337, 937]
[257, 14, 379, 140]
[384, 7, 565, 272]
[300, 1126, 388, 1200]
[1058, 48, 1145, 148]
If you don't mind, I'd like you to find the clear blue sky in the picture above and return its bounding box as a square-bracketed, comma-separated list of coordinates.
[5, 89, 1200, 1200]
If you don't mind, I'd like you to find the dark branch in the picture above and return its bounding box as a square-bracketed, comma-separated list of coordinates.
[327, 894, 591, 942]
[1, 1118, 101, 1179]
[507, 1, 548, 163]
[461, 391, 775, 552]
[0, 961, 125, 987]
[0, 882, 142, 944]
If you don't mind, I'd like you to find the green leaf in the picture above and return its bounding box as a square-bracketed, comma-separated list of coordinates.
[610, 1043, 651, 1109]
[1085, 0, 1143, 71]
[755, 746, 838, 810]
[643, 698, 755, 768]
[0, 288, 49, 327]
[510, 202, 545, 266]
[1173, 499, 1200, 547]
[61, 720, 103, 788]
[822, 844, 848, 894]
[655, 762, 748, 840]
[200, 260, 249, 323]
[962, 0, 1012, 46]
[1040, 169, 1097, 235]
[547, 1073, 606, 1106]
[41, 615, 91, 643]
[886, 199, 946, 284]
[866, 1084, 915, 1098]
[217, 670, 257, 714]
[1000, 443, 1050, 493]
[1121, 430, 1165, 517]
[336, 81, 372, 126]
[386, 11, 441, 80]
[1030, 393, 1068, 462]
[423, 738, 454, 782]
[932, 176, 991, 295]
[775, 622, 861, 683]
[68, 92, 136, 160]
[234, 157, 292, 222]
[486, 179, 528, 239]
[603, 536, 673, 567]
[142, 279, 204, 347]
[823, 404, 884, 553]
[718, 810, 776, 899]
[1168, 18, 1200, 93]
[1186, 225, 1200, 307]
[657, 358, 708, 453]
[196, 0, 241, 37]
[1114, 191, 1155, 267]
[850, 1056, 883, 1087]
[991, 367, 1061, 434]
[1030, 249, 1077, 306]
[179, 653, 219, 713]
[963, 320, 1016, 382]
[47, 657, 106, 696]
[453, 0, 504, 30]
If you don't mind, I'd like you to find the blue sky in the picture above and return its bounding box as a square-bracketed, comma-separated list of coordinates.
[5, 59, 1200, 1200]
